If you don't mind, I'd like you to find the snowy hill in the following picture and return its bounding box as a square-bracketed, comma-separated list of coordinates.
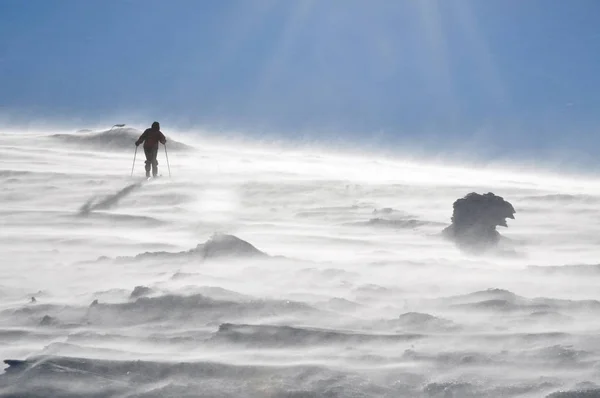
[50, 127, 193, 151]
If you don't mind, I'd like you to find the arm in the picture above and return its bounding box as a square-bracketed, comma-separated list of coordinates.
[135, 130, 148, 146]
[159, 131, 167, 145]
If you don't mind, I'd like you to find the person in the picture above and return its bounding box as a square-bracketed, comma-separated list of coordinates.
[135, 121, 166, 177]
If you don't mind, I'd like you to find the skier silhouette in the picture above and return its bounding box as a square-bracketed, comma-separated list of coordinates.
[135, 121, 166, 177]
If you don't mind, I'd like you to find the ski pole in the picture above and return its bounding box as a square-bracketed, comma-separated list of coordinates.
[131, 146, 138, 177]
[164, 144, 171, 177]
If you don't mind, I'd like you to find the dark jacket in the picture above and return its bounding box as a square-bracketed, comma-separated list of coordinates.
[136, 128, 166, 149]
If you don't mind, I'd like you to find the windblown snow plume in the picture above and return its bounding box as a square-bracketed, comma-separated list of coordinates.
[1, 129, 600, 397]
[79, 182, 144, 215]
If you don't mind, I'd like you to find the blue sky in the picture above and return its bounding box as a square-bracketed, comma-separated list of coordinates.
[1, 0, 599, 160]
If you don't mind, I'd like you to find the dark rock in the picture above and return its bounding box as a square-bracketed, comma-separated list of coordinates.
[442, 192, 516, 253]
[130, 286, 152, 299]
[39, 315, 58, 326]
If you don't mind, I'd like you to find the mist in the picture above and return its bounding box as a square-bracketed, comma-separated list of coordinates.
[0, 126, 599, 397]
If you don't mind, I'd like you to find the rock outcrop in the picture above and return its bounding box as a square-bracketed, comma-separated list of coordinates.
[442, 192, 516, 253]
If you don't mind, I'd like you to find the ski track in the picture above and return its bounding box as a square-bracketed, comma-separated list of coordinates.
[1, 131, 600, 397]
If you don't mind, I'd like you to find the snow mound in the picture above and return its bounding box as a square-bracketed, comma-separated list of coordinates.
[121, 234, 269, 262]
[191, 233, 268, 259]
[84, 294, 315, 326]
[50, 127, 192, 151]
[210, 323, 423, 347]
[345, 218, 441, 229]
[443, 288, 600, 313]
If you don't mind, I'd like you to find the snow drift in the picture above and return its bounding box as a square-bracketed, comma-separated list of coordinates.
[2, 129, 600, 398]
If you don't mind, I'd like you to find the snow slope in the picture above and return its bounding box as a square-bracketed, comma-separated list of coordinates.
[1, 129, 600, 397]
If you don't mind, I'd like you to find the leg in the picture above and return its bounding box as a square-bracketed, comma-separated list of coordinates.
[144, 148, 152, 177]
[151, 147, 159, 177]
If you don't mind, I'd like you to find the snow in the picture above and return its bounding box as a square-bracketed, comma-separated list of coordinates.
[0, 128, 599, 397]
